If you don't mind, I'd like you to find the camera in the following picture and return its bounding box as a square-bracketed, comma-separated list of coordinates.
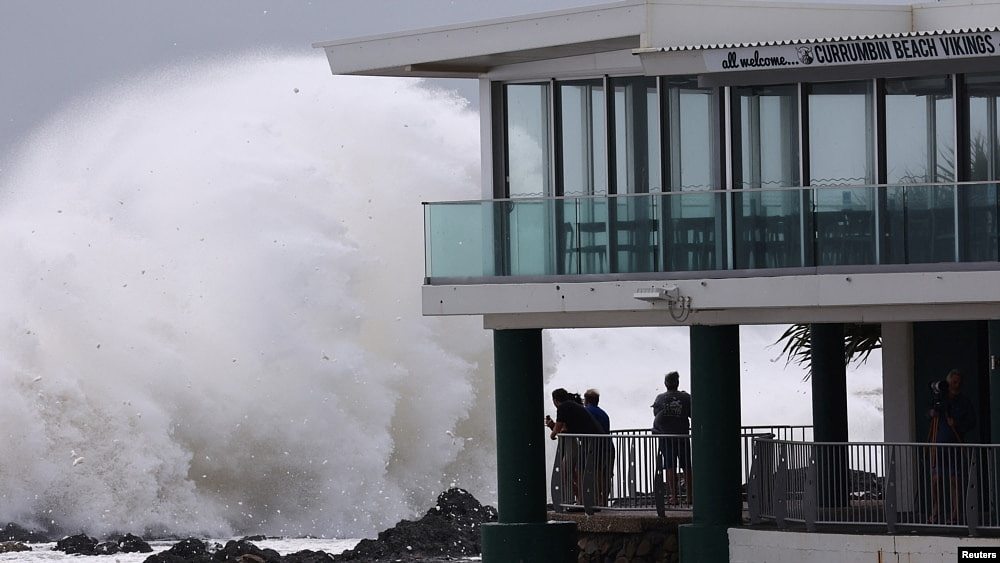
[929, 380, 949, 413]
[929, 380, 949, 395]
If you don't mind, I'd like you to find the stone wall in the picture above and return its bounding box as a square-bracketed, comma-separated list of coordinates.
[576, 528, 679, 563]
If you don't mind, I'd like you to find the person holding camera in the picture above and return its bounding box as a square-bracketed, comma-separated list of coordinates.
[927, 369, 976, 524]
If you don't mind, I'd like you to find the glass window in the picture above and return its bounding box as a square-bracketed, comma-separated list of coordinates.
[886, 76, 954, 184]
[560, 81, 607, 196]
[611, 77, 660, 193]
[505, 83, 551, 198]
[733, 85, 801, 269]
[665, 77, 717, 192]
[963, 73, 1000, 261]
[808, 81, 876, 266]
[884, 76, 955, 264]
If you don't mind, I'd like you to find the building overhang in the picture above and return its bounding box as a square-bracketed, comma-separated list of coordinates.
[312, 1, 646, 78]
[422, 266, 1000, 329]
[637, 27, 1000, 86]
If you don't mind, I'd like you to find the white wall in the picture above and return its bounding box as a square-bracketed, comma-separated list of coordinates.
[730, 528, 1000, 563]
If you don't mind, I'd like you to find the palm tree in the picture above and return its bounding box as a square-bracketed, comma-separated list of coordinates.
[774, 323, 882, 379]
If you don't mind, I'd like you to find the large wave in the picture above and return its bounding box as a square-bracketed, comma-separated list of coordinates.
[0, 54, 495, 539]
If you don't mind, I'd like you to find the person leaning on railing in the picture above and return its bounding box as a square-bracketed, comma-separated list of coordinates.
[926, 369, 977, 525]
[546, 388, 604, 505]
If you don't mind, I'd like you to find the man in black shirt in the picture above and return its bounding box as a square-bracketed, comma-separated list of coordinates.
[546, 388, 603, 508]
[652, 371, 692, 505]
[547, 388, 603, 438]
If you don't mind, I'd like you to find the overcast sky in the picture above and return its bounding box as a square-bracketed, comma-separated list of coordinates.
[0, 0, 611, 165]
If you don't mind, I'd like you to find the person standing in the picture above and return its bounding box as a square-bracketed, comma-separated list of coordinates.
[546, 388, 603, 507]
[584, 389, 613, 505]
[652, 371, 692, 505]
[928, 369, 976, 524]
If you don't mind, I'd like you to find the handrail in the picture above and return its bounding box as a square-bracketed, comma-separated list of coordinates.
[423, 180, 998, 206]
[749, 437, 1000, 535]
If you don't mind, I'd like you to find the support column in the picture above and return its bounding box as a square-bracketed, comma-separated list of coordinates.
[882, 322, 915, 512]
[481, 329, 576, 563]
[810, 323, 849, 507]
[680, 325, 741, 563]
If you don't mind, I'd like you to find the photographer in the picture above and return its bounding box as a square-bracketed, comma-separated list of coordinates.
[927, 369, 976, 524]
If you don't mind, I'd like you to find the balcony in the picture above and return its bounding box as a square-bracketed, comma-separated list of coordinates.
[423, 182, 1000, 283]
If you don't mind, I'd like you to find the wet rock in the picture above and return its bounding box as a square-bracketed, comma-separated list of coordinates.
[283, 550, 335, 563]
[213, 539, 281, 562]
[144, 537, 212, 562]
[332, 488, 497, 562]
[241, 535, 267, 542]
[0, 523, 49, 543]
[54, 533, 99, 555]
[95, 541, 120, 555]
[119, 533, 154, 553]
[0, 541, 31, 553]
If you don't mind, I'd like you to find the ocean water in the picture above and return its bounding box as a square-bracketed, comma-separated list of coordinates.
[0, 54, 496, 540]
[0, 538, 360, 562]
[0, 52, 884, 546]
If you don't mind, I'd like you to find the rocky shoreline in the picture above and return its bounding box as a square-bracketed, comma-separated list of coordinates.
[0, 488, 497, 562]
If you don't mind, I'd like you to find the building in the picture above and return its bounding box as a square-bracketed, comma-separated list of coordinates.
[316, 1, 1000, 561]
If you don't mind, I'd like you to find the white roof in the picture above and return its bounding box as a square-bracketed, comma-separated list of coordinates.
[315, 0, 1000, 78]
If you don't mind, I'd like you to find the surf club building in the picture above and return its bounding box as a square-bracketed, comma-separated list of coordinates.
[317, 1, 1000, 561]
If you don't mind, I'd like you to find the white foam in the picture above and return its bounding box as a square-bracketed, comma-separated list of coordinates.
[0, 54, 495, 538]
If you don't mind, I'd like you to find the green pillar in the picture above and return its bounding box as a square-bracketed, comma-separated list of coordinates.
[989, 321, 1000, 444]
[810, 323, 848, 442]
[481, 329, 576, 563]
[680, 325, 741, 563]
[810, 323, 849, 507]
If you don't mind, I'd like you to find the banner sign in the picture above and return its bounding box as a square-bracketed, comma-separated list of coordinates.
[703, 31, 998, 73]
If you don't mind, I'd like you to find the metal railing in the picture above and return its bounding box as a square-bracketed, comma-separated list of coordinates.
[423, 181, 1000, 280]
[748, 438, 1000, 535]
[551, 425, 812, 515]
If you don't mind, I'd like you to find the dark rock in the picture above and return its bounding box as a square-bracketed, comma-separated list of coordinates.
[54, 533, 99, 555]
[0, 523, 50, 543]
[212, 539, 281, 562]
[95, 541, 120, 555]
[0, 541, 31, 553]
[144, 537, 213, 563]
[332, 488, 497, 562]
[283, 550, 335, 563]
[120, 533, 154, 553]
[240, 535, 267, 542]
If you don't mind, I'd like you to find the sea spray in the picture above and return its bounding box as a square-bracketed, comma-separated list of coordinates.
[0, 54, 495, 538]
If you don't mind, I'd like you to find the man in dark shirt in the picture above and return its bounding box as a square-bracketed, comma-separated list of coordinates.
[547, 388, 603, 438]
[928, 369, 976, 524]
[651, 371, 692, 505]
[546, 388, 603, 508]
[583, 389, 614, 504]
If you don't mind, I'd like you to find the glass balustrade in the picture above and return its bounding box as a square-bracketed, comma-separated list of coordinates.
[423, 182, 1000, 280]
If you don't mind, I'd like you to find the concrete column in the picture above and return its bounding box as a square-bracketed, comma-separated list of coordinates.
[481, 329, 576, 563]
[680, 325, 741, 563]
[990, 321, 1000, 444]
[810, 323, 849, 508]
[811, 323, 848, 442]
[882, 322, 915, 512]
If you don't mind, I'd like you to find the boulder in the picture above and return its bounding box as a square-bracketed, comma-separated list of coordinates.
[54, 533, 99, 555]
[0, 542, 31, 553]
[119, 533, 154, 553]
[212, 539, 281, 562]
[0, 523, 49, 543]
[143, 537, 212, 563]
[95, 541, 120, 555]
[283, 550, 335, 563]
[332, 488, 497, 562]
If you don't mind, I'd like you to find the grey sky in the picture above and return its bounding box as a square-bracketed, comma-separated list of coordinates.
[0, 0, 608, 168]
